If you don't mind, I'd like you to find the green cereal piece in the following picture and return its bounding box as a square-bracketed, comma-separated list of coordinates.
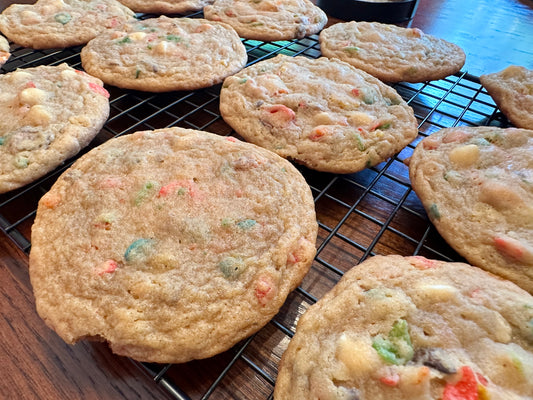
[428, 203, 441, 220]
[134, 181, 159, 206]
[219, 256, 247, 279]
[372, 319, 414, 365]
[236, 219, 256, 230]
[117, 36, 131, 44]
[54, 12, 71, 25]
[124, 238, 155, 262]
[166, 35, 182, 42]
[14, 155, 29, 169]
[343, 46, 359, 54]
[351, 132, 366, 151]
[221, 217, 235, 227]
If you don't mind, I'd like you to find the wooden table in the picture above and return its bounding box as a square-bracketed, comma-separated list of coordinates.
[0, 1, 532, 399]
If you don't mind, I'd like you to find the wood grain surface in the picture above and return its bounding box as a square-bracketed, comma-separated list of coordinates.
[0, 0, 532, 399]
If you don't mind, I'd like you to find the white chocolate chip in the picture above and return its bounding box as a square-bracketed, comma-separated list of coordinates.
[479, 181, 524, 210]
[68, 115, 91, 127]
[129, 32, 147, 41]
[348, 111, 375, 126]
[448, 144, 480, 167]
[415, 283, 459, 302]
[60, 69, 78, 80]
[19, 87, 47, 106]
[313, 111, 334, 125]
[336, 334, 381, 376]
[9, 70, 33, 84]
[25, 105, 52, 126]
[153, 41, 169, 55]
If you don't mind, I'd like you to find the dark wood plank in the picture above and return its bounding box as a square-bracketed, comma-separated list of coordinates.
[0, 238, 173, 400]
[411, 0, 533, 76]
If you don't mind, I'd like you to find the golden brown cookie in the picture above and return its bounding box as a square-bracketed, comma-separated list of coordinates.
[81, 16, 247, 92]
[220, 54, 418, 174]
[0, 64, 110, 193]
[408, 126, 533, 293]
[30, 128, 318, 363]
[0, 0, 135, 49]
[204, 0, 327, 41]
[319, 21, 466, 83]
[275, 255, 533, 399]
[480, 66, 533, 129]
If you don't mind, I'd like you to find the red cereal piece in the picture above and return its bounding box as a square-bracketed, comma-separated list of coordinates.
[443, 129, 469, 144]
[255, 274, 277, 306]
[88, 82, 110, 98]
[408, 256, 439, 270]
[493, 236, 530, 262]
[422, 136, 440, 150]
[96, 259, 118, 276]
[41, 192, 62, 209]
[379, 373, 400, 387]
[442, 366, 480, 400]
[309, 126, 328, 141]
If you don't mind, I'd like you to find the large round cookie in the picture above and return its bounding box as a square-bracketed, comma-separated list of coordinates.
[81, 16, 247, 92]
[203, 0, 327, 41]
[117, 0, 213, 13]
[480, 66, 533, 130]
[408, 126, 533, 293]
[29, 128, 318, 363]
[0, 35, 10, 67]
[0, 64, 110, 193]
[319, 21, 466, 83]
[219, 54, 418, 174]
[0, 0, 135, 49]
[275, 255, 533, 399]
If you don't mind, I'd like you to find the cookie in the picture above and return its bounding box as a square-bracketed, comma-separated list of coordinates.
[319, 21, 466, 83]
[408, 126, 533, 293]
[0, 35, 10, 67]
[480, 66, 533, 129]
[116, 0, 213, 14]
[203, 0, 327, 41]
[219, 54, 418, 174]
[0, 0, 135, 50]
[29, 127, 318, 363]
[275, 255, 533, 399]
[0, 64, 110, 194]
[81, 16, 247, 92]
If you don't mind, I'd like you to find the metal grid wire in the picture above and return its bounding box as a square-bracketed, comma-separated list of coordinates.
[0, 12, 507, 400]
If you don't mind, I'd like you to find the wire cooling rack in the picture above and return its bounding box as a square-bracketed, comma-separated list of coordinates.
[0, 11, 509, 400]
